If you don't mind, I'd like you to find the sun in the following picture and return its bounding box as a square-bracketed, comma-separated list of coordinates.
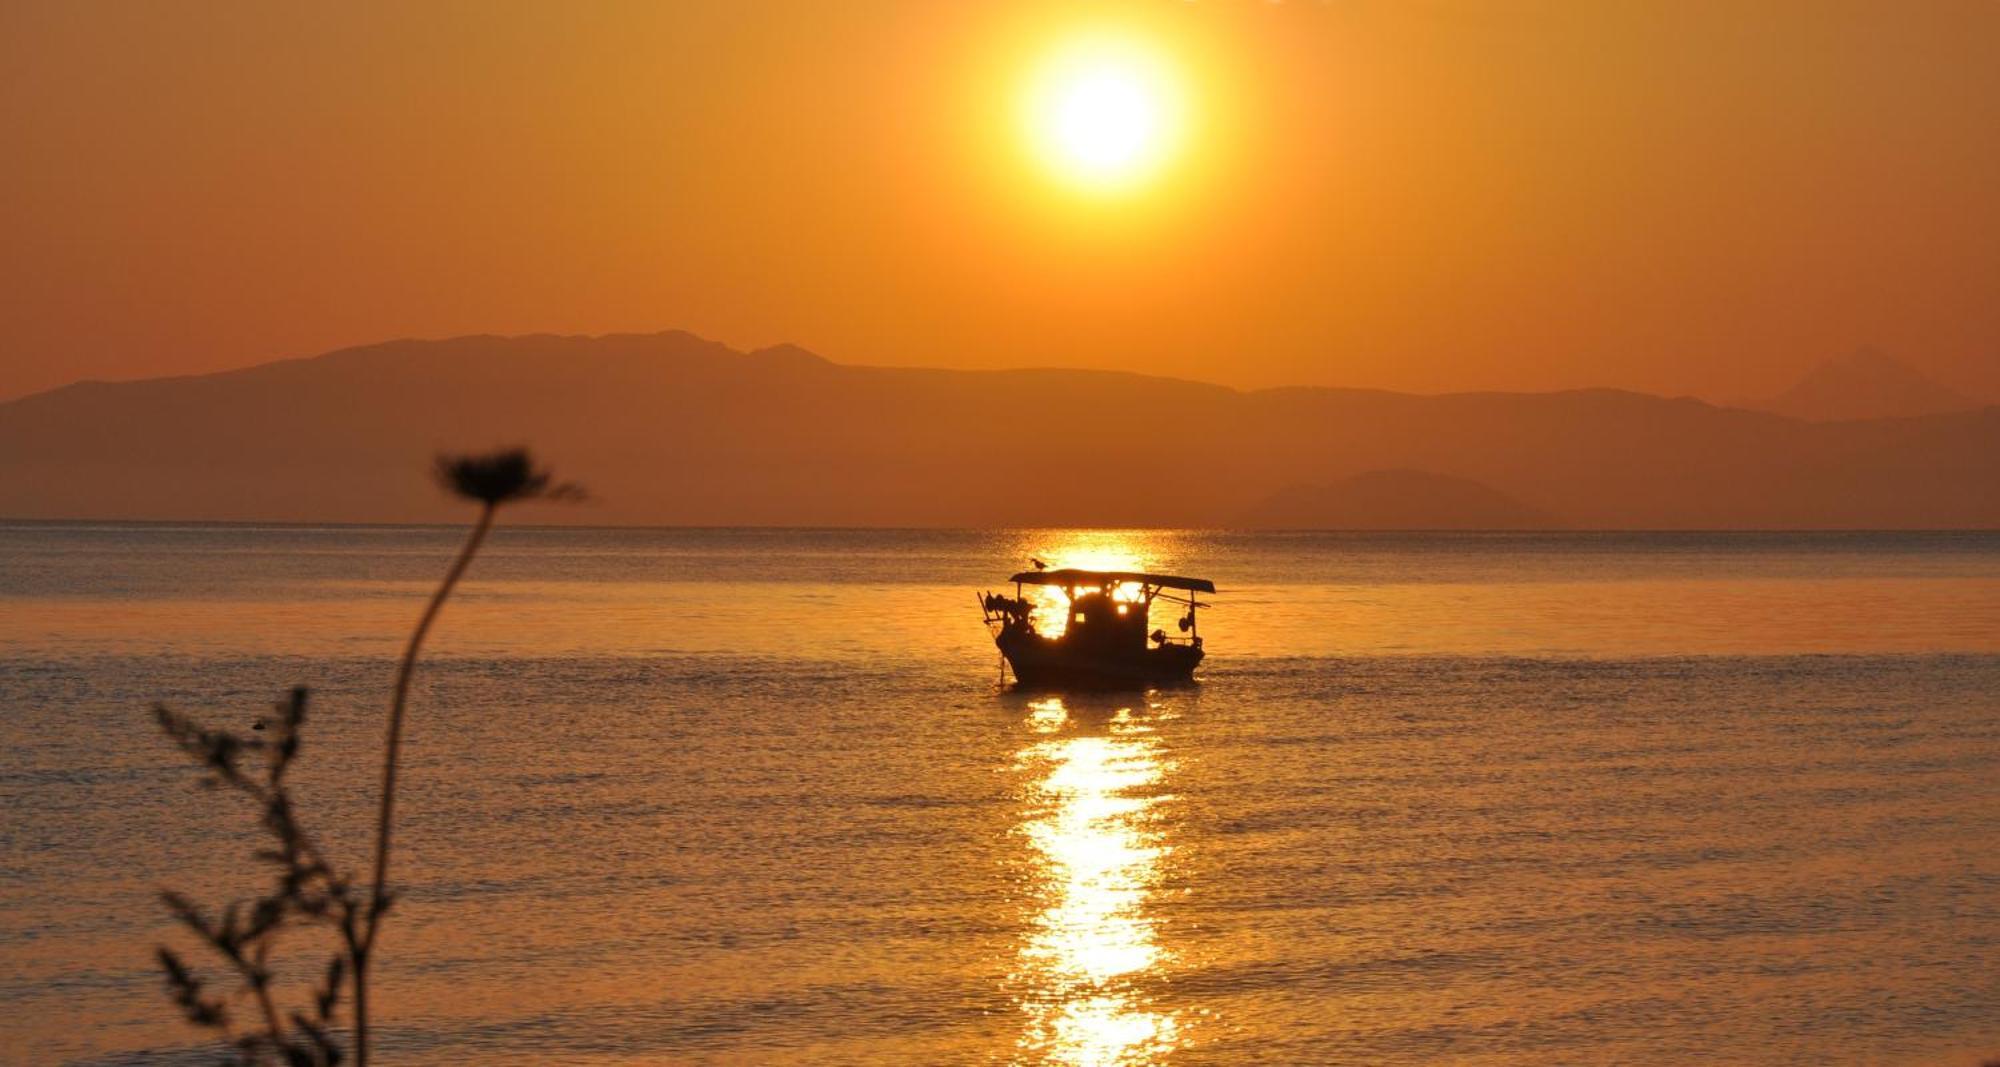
[1022, 34, 1186, 193]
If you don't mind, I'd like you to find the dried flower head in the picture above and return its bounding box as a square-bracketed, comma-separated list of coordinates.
[433, 449, 583, 507]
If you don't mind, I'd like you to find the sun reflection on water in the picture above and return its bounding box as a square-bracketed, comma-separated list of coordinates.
[1014, 696, 1179, 1065]
[1013, 533, 1160, 639]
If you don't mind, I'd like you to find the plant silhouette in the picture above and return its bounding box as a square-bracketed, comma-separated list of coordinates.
[152, 448, 580, 1065]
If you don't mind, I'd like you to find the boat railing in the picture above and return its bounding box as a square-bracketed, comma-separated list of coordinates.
[980, 588, 1204, 647]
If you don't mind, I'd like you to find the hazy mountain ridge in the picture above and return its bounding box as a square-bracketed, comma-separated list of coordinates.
[1, 331, 1994, 528]
[1741, 347, 1982, 422]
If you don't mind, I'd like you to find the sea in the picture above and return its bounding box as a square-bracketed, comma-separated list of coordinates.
[1, 524, 1996, 1066]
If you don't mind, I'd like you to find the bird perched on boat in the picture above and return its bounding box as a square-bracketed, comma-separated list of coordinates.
[1031, 558, 1048, 570]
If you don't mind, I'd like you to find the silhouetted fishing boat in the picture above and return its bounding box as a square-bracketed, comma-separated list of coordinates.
[980, 567, 1213, 687]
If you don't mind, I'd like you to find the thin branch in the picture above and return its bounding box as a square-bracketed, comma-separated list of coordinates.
[247, 960, 284, 1055]
[355, 502, 495, 1064]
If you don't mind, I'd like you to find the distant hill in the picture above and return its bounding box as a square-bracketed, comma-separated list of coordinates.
[1746, 348, 1980, 422]
[1240, 470, 1557, 529]
[1, 330, 1996, 527]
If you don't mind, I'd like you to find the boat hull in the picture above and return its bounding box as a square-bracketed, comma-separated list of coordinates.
[996, 629, 1204, 688]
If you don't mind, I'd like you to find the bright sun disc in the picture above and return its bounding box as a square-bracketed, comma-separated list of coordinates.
[1023, 36, 1183, 192]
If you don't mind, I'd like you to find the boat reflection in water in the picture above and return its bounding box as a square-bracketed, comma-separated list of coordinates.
[1012, 695, 1181, 1065]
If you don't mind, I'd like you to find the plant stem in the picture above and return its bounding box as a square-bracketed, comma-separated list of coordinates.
[249, 970, 284, 1054]
[350, 940, 369, 1067]
[356, 504, 494, 1065]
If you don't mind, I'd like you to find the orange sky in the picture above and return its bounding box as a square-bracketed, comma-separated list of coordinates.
[2, 0, 1996, 403]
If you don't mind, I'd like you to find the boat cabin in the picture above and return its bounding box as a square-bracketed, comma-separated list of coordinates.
[980, 567, 1215, 687]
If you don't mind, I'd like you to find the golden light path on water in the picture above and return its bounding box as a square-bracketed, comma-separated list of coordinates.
[1001, 530, 1192, 1062]
[1015, 696, 1178, 1065]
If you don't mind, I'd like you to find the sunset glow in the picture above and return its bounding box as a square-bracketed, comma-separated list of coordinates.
[5, 3, 2000, 1064]
[1022, 33, 1185, 192]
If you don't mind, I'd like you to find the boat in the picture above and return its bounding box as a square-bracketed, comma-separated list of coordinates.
[980, 566, 1214, 687]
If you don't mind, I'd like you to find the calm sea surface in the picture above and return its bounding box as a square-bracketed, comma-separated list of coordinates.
[1, 525, 1996, 1065]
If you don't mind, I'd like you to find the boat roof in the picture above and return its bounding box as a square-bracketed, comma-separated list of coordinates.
[1009, 568, 1216, 594]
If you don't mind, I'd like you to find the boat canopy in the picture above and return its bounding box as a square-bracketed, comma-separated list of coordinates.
[1009, 568, 1216, 594]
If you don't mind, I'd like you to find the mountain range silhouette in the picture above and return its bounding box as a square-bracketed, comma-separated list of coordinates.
[1, 331, 1993, 528]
